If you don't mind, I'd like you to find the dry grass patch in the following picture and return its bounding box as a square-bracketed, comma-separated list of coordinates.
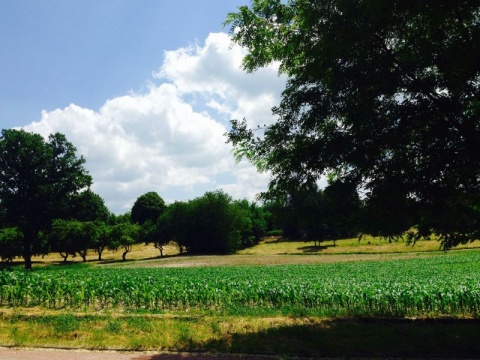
[28, 243, 181, 266]
[104, 236, 480, 269]
[106, 252, 439, 269]
[238, 235, 480, 256]
[6, 234, 478, 270]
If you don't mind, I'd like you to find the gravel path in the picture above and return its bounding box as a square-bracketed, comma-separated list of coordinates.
[0, 347, 281, 360]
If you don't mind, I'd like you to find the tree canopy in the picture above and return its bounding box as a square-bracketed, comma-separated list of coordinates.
[225, 0, 480, 248]
[70, 189, 110, 223]
[0, 129, 92, 268]
[131, 192, 166, 226]
[158, 190, 267, 255]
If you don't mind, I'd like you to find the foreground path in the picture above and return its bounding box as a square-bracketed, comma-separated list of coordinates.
[0, 348, 278, 360]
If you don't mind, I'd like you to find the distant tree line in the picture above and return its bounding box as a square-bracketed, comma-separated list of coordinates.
[0, 129, 273, 268]
[1, 128, 478, 269]
[134, 190, 268, 256]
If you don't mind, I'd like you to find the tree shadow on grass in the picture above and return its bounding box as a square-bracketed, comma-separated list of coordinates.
[97, 253, 189, 266]
[297, 244, 335, 253]
[135, 318, 480, 359]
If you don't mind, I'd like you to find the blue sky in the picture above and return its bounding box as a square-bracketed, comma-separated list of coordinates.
[1, 0, 246, 127]
[0, 1, 288, 213]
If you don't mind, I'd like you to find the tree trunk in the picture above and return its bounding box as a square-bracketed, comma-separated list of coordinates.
[97, 246, 104, 261]
[23, 242, 32, 270]
[22, 231, 33, 270]
[122, 244, 132, 261]
[78, 250, 87, 262]
[23, 252, 32, 270]
[155, 243, 164, 257]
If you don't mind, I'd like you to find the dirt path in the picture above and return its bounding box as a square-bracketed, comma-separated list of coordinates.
[0, 347, 281, 360]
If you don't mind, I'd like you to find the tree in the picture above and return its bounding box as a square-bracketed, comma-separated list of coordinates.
[165, 191, 244, 255]
[187, 191, 243, 254]
[323, 180, 361, 240]
[92, 222, 112, 261]
[108, 222, 140, 261]
[233, 200, 268, 247]
[0, 227, 23, 262]
[272, 185, 328, 245]
[131, 192, 166, 225]
[225, 1, 480, 248]
[131, 192, 168, 256]
[139, 219, 170, 257]
[0, 129, 92, 269]
[70, 189, 110, 223]
[49, 219, 99, 262]
[49, 219, 78, 262]
[161, 201, 192, 253]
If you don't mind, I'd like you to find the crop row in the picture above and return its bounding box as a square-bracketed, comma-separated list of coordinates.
[1, 251, 480, 317]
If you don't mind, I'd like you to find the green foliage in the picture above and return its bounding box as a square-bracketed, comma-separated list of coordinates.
[225, 0, 480, 248]
[0, 129, 92, 269]
[49, 219, 101, 262]
[91, 222, 112, 261]
[70, 190, 110, 223]
[267, 183, 358, 244]
[131, 192, 168, 257]
[233, 200, 267, 247]
[160, 201, 191, 253]
[131, 192, 166, 225]
[139, 219, 170, 257]
[164, 191, 268, 254]
[179, 190, 243, 254]
[1, 251, 480, 317]
[0, 228, 23, 262]
[108, 222, 140, 261]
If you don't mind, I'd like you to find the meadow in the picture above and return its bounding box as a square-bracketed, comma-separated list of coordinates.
[1, 238, 480, 357]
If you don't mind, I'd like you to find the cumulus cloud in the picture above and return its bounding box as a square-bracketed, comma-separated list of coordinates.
[23, 32, 286, 213]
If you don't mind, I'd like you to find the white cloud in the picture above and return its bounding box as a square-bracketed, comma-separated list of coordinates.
[23, 32, 286, 213]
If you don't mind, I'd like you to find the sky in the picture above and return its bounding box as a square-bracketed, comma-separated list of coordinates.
[0, 0, 288, 213]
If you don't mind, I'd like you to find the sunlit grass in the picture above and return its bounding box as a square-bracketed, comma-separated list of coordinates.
[1, 311, 479, 357]
[238, 235, 480, 256]
[2, 237, 480, 357]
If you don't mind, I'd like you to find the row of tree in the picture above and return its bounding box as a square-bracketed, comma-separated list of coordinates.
[0, 125, 358, 268]
[0, 129, 275, 268]
[132, 190, 268, 255]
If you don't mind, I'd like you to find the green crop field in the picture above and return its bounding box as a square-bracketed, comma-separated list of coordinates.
[1, 249, 480, 356]
[2, 250, 480, 318]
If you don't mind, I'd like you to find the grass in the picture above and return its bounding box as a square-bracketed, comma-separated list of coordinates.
[1, 236, 480, 357]
[1, 311, 479, 357]
[0, 235, 471, 271]
[239, 235, 480, 255]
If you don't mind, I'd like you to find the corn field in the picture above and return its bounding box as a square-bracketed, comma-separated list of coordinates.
[1, 251, 480, 317]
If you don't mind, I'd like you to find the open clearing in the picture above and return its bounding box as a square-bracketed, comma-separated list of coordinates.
[1, 237, 480, 358]
[20, 235, 480, 268]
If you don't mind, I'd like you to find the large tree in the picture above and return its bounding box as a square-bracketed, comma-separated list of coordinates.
[0, 129, 92, 269]
[131, 192, 167, 256]
[49, 219, 99, 262]
[225, 0, 480, 248]
[70, 189, 110, 223]
[165, 191, 244, 254]
[131, 192, 166, 225]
